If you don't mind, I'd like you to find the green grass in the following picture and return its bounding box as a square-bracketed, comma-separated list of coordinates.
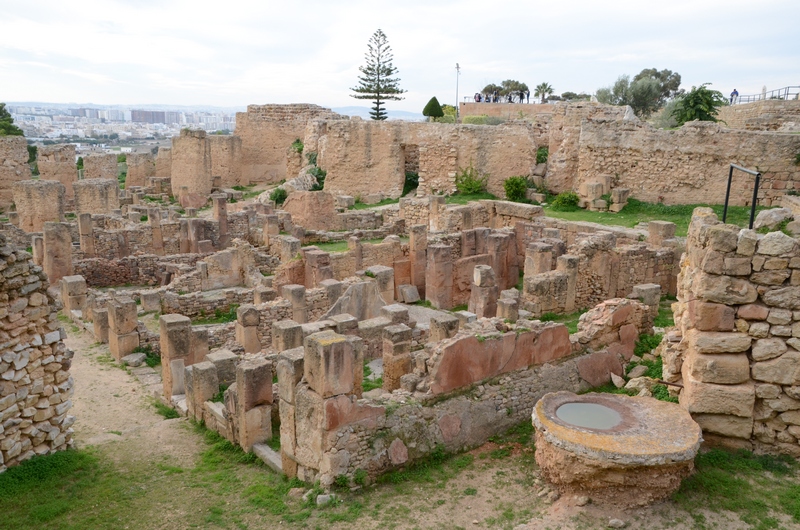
[539, 309, 587, 334]
[654, 297, 676, 328]
[192, 304, 239, 325]
[132, 344, 160, 368]
[542, 198, 770, 237]
[153, 401, 180, 419]
[362, 361, 383, 392]
[350, 198, 400, 210]
[674, 448, 800, 529]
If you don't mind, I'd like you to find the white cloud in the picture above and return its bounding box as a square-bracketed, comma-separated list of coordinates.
[0, 0, 797, 110]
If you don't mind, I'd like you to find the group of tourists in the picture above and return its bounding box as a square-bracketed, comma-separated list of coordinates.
[473, 90, 530, 104]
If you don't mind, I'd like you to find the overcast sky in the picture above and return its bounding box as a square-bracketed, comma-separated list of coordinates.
[2, 0, 798, 112]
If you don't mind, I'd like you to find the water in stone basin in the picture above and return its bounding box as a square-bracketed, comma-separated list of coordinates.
[555, 402, 623, 430]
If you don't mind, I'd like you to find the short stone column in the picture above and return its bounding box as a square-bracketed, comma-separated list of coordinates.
[140, 290, 161, 312]
[557, 254, 579, 313]
[185, 361, 219, 422]
[43, 222, 73, 283]
[31, 235, 43, 266]
[107, 297, 139, 361]
[281, 284, 307, 324]
[149, 208, 165, 256]
[469, 265, 499, 318]
[525, 242, 553, 276]
[78, 213, 96, 257]
[254, 286, 277, 304]
[304, 330, 359, 398]
[235, 304, 261, 353]
[383, 324, 413, 392]
[409, 225, 427, 297]
[272, 320, 303, 351]
[60, 275, 87, 314]
[263, 214, 280, 246]
[497, 298, 519, 322]
[234, 358, 273, 451]
[160, 314, 193, 399]
[304, 249, 333, 287]
[425, 244, 453, 310]
[487, 233, 510, 289]
[348, 236, 363, 271]
[211, 193, 229, 248]
[277, 346, 305, 478]
[366, 265, 395, 303]
[648, 220, 677, 247]
[280, 237, 301, 263]
[93, 307, 109, 344]
[430, 314, 460, 342]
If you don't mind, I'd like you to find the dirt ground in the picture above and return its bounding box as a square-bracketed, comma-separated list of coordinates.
[64, 325, 793, 530]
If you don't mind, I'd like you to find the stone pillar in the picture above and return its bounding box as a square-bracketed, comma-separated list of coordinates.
[149, 208, 164, 256]
[320, 279, 343, 310]
[469, 265, 499, 318]
[60, 275, 87, 314]
[487, 233, 510, 289]
[281, 284, 307, 324]
[107, 297, 139, 361]
[304, 249, 333, 287]
[31, 235, 43, 266]
[277, 346, 304, 478]
[382, 324, 412, 392]
[160, 314, 192, 399]
[429, 195, 445, 231]
[425, 244, 453, 310]
[273, 320, 303, 351]
[235, 305, 261, 353]
[280, 237, 301, 263]
[409, 225, 427, 298]
[179, 219, 190, 254]
[430, 314, 460, 342]
[43, 222, 73, 284]
[304, 331, 357, 398]
[186, 218, 205, 254]
[366, 265, 395, 303]
[78, 213, 96, 257]
[12, 180, 66, 232]
[649, 220, 677, 247]
[211, 193, 229, 249]
[631, 283, 662, 319]
[93, 307, 109, 344]
[524, 242, 553, 276]
[235, 358, 273, 451]
[348, 236, 362, 271]
[254, 286, 277, 304]
[557, 254, 580, 313]
[263, 214, 280, 246]
[497, 298, 519, 322]
[185, 361, 219, 422]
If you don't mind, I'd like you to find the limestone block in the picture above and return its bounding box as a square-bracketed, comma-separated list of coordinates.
[160, 314, 192, 398]
[239, 405, 272, 451]
[748, 322, 770, 338]
[707, 225, 739, 252]
[751, 349, 800, 385]
[758, 231, 796, 256]
[108, 297, 138, 335]
[762, 287, 800, 310]
[687, 301, 735, 331]
[738, 304, 769, 320]
[61, 275, 87, 297]
[380, 304, 409, 325]
[723, 257, 751, 276]
[272, 320, 303, 352]
[429, 314, 460, 342]
[473, 264, 496, 287]
[497, 298, 519, 322]
[190, 361, 219, 422]
[235, 322, 261, 354]
[303, 331, 355, 398]
[236, 305, 260, 327]
[679, 369, 755, 417]
[685, 352, 750, 384]
[330, 313, 358, 335]
[366, 265, 395, 303]
[693, 414, 754, 439]
[140, 291, 160, 313]
[398, 284, 421, 304]
[206, 349, 238, 386]
[754, 208, 793, 231]
[254, 287, 277, 304]
[575, 350, 623, 387]
[686, 329, 751, 354]
[237, 358, 273, 409]
[92, 308, 109, 344]
[277, 347, 305, 404]
[737, 229, 758, 256]
[108, 331, 139, 361]
[693, 273, 757, 305]
[751, 338, 787, 361]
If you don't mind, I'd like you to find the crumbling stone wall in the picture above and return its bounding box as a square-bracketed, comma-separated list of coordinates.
[672, 209, 800, 455]
[83, 153, 118, 180]
[576, 120, 800, 206]
[717, 99, 800, 132]
[38, 145, 77, 199]
[12, 180, 66, 232]
[236, 104, 344, 185]
[171, 129, 212, 197]
[0, 234, 74, 472]
[126, 153, 156, 188]
[209, 135, 242, 188]
[73, 179, 120, 215]
[0, 136, 32, 207]
[155, 147, 172, 178]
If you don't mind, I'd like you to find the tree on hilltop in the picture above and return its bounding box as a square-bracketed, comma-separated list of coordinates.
[534, 82, 554, 103]
[351, 29, 406, 121]
[596, 75, 661, 118]
[633, 68, 683, 107]
[0, 103, 24, 136]
[671, 83, 726, 125]
[422, 97, 444, 120]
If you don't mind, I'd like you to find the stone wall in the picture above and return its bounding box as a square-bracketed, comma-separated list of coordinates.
[12, 180, 66, 232]
[575, 120, 800, 206]
[0, 234, 74, 472]
[83, 153, 118, 180]
[209, 135, 242, 188]
[126, 153, 156, 188]
[38, 145, 77, 199]
[671, 209, 800, 455]
[73, 179, 120, 215]
[717, 99, 800, 132]
[171, 129, 212, 197]
[0, 136, 31, 207]
[459, 102, 556, 120]
[235, 104, 345, 185]
[155, 147, 172, 178]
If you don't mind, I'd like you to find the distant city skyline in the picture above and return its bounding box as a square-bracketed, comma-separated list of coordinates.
[2, 0, 798, 113]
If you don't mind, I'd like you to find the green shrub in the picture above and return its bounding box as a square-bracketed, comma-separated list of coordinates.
[403, 171, 419, 196]
[536, 146, 549, 165]
[140, 215, 148, 222]
[455, 163, 488, 194]
[503, 176, 528, 202]
[795, 152, 800, 166]
[551, 191, 580, 211]
[269, 187, 287, 205]
[116, 153, 127, 163]
[76, 157, 84, 170]
[308, 166, 326, 191]
[462, 115, 506, 126]
[353, 468, 368, 486]
[422, 96, 444, 119]
[433, 114, 456, 123]
[306, 152, 317, 166]
[291, 138, 304, 154]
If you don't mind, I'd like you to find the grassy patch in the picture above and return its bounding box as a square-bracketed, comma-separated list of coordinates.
[314, 237, 391, 253]
[350, 198, 400, 210]
[634, 332, 663, 356]
[192, 304, 239, 325]
[654, 298, 675, 328]
[542, 198, 771, 237]
[414, 299, 434, 309]
[444, 191, 498, 205]
[132, 344, 160, 368]
[362, 361, 383, 392]
[153, 401, 180, 419]
[539, 309, 587, 334]
[674, 448, 800, 529]
[377, 445, 474, 485]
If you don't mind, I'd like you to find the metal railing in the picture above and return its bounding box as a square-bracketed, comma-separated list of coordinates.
[722, 164, 761, 229]
[732, 86, 800, 104]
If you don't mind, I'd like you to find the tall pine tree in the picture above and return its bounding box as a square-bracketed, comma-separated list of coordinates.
[351, 29, 405, 120]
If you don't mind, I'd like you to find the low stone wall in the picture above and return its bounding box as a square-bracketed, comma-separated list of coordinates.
[717, 99, 800, 132]
[0, 234, 74, 472]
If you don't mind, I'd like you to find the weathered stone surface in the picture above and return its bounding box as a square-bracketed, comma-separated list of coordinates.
[576, 350, 623, 388]
[758, 232, 796, 256]
[751, 338, 787, 361]
[688, 301, 735, 331]
[762, 287, 800, 309]
[737, 303, 770, 320]
[754, 208, 793, 231]
[693, 273, 757, 305]
[751, 349, 800, 385]
[693, 414, 754, 439]
[680, 369, 755, 417]
[685, 352, 750, 384]
[686, 330, 752, 354]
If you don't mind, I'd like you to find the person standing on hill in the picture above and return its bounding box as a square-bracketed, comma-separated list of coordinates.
[730, 88, 739, 104]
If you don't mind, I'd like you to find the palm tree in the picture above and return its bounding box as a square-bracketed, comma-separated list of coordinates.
[534, 82, 554, 103]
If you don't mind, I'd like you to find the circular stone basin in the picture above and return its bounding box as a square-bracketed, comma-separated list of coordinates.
[532, 391, 702, 507]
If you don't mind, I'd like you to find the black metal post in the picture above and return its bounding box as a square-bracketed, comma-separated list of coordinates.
[749, 173, 761, 229]
[723, 165, 734, 223]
